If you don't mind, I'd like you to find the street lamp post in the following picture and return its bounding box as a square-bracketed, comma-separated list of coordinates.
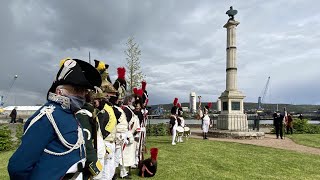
[4, 75, 18, 106]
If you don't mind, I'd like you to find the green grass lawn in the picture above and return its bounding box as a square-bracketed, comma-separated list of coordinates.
[0, 151, 12, 180]
[1, 136, 320, 180]
[287, 134, 320, 148]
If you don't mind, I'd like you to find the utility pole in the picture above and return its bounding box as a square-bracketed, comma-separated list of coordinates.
[89, 51, 91, 65]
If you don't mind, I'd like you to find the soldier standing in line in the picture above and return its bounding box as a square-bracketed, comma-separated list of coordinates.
[94, 59, 118, 180]
[169, 98, 178, 145]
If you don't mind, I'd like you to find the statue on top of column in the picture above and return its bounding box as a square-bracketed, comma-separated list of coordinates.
[226, 6, 238, 20]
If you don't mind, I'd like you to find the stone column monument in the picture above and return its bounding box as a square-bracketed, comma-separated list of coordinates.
[217, 6, 248, 131]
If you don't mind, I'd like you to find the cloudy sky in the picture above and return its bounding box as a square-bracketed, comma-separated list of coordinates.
[0, 0, 319, 106]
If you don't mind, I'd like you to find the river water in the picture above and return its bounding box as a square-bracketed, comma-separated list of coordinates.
[146, 119, 320, 125]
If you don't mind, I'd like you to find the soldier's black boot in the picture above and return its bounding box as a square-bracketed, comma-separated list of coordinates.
[204, 133, 208, 139]
[128, 167, 132, 176]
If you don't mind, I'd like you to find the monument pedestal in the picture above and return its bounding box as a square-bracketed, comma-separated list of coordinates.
[208, 130, 265, 139]
[217, 89, 248, 131]
[217, 114, 247, 131]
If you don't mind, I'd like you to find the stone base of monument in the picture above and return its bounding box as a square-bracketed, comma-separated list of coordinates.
[208, 130, 265, 139]
[217, 114, 248, 131]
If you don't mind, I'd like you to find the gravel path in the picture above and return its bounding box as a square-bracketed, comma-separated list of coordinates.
[190, 129, 320, 155]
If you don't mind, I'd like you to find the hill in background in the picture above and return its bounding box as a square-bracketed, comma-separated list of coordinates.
[150, 102, 320, 114]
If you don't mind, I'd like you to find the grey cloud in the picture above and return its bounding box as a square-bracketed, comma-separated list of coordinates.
[0, 0, 319, 106]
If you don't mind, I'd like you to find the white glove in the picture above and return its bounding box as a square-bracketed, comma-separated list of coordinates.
[140, 127, 146, 132]
[126, 131, 134, 144]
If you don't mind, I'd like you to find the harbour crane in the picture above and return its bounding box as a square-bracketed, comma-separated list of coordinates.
[257, 76, 270, 113]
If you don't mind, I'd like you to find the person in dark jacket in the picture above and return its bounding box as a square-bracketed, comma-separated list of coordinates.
[273, 112, 284, 139]
[9, 107, 17, 124]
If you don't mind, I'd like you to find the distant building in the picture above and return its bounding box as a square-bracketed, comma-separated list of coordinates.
[182, 107, 189, 112]
[190, 92, 196, 113]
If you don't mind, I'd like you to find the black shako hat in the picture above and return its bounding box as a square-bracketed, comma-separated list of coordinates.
[48, 58, 102, 95]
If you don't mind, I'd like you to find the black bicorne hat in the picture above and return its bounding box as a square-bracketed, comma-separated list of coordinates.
[48, 58, 102, 96]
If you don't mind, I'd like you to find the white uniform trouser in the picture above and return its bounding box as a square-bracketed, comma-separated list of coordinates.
[120, 165, 128, 178]
[202, 120, 210, 133]
[115, 146, 129, 178]
[102, 141, 116, 180]
[135, 130, 144, 166]
[202, 115, 210, 133]
[115, 132, 129, 178]
[172, 125, 177, 144]
[93, 131, 106, 180]
[134, 134, 140, 166]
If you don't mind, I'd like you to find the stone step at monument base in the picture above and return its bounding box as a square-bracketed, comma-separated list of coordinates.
[208, 130, 265, 139]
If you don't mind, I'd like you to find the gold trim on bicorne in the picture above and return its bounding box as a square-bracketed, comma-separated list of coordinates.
[48, 92, 71, 109]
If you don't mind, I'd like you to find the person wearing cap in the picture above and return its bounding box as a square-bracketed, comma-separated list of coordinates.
[176, 103, 185, 143]
[140, 81, 149, 156]
[113, 100, 132, 179]
[141, 81, 149, 109]
[113, 67, 127, 103]
[169, 98, 179, 145]
[93, 60, 118, 180]
[201, 103, 212, 140]
[8, 58, 102, 180]
[140, 81, 149, 135]
[111, 68, 136, 179]
[115, 94, 140, 179]
[122, 95, 141, 169]
[138, 148, 158, 178]
[132, 88, 147, 163]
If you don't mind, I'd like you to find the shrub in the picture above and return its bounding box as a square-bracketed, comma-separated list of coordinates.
[293, 118, 320, 134]
[269, 118, 320, 134]
[0, 125, 13, 151]
[15, 124, 24, 146]
[293, 119, 309, 134]
[146, 123, 169, 136]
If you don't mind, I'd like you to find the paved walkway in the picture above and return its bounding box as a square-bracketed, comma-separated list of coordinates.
[190, 129, 320, 155]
